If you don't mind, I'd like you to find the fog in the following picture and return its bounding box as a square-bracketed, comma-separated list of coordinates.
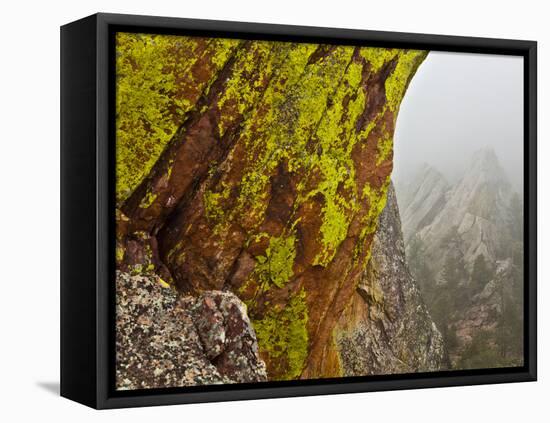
[393, 51, 524, 192]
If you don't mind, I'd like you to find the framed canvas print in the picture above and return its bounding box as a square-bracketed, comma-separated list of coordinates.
[60, 13, 537, 409]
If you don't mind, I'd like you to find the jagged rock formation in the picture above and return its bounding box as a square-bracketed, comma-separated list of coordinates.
[396, 164, 449, 245]
[333, 184, 446, 375]
[115, 32, 430, 380]
[116, 271, 267, 389]
[400, 148, 515, 274]
[397, 148, 523, 369]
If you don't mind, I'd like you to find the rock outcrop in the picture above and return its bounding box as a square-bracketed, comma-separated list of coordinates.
[403, 148, 515, 274]
[115, 33, 430, 380]
[116, 271, 267, 389]
[396, 149, 524, 369]
[333, 184, 446, 375]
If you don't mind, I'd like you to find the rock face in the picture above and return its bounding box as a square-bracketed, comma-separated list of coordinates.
[115, 33, 430, 380]
[333, 184, 446, 375]
[116, 271, 266, 389]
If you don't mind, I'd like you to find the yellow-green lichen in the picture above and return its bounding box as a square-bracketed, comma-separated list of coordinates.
[315, 199, 350, 265]
[353, 178, 392, 265]
[116, 245, 125, 263]
[115, 33, 240, 205]
[203, 183, 231, 222]
[252, 288, 309, 380]
[384, 50, 429, 114]
[299, 56, 369, 265]
[215, 41, 281, 138]
[157, 277, 171, 289]
[139, 191, 158, 209]
[359, 48, 399, 74]
[227, 46, 424, 268]
[222, 44, 354, 231]
[376, 134, 393, 166]
[255, 233, 297, 288]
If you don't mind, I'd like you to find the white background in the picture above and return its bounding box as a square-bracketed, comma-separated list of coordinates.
[1, 0, 547, 421]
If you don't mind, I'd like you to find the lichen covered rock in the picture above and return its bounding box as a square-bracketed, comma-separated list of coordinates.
[116, 33, 429, 380]
[116, 271, 266, 390]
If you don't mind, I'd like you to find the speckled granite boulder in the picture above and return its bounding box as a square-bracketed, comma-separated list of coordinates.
[191, 291, 268, 383]
[115, 271, 266, 390]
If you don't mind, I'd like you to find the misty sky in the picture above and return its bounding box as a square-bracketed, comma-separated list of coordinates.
[393, 51, 524, 192]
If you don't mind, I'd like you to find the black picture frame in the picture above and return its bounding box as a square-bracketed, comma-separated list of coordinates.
[60, 12, 537, 409]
